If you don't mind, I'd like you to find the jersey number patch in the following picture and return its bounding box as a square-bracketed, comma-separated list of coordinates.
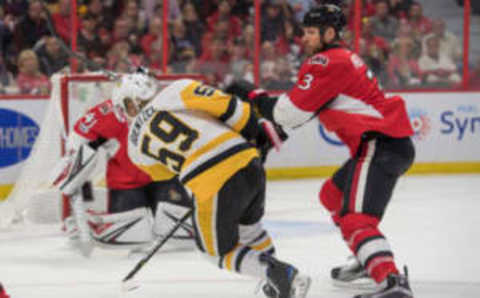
[298, 74, 313, 90]
[141, 112, 199, 172]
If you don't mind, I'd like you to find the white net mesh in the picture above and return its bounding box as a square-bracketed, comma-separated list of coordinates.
[0, 72, 204, 228]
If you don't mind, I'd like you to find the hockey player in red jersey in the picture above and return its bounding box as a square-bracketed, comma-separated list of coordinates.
[226, 4, 415, 298]
[53, 94, 194, 255]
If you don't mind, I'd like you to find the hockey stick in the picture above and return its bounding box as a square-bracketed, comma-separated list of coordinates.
[121, 208, 194, 291]
[70, 191, 93, 257]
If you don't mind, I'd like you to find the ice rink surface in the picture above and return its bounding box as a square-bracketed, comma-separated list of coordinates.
[1, 174, 479, 298]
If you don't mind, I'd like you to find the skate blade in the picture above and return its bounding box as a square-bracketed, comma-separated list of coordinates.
[332, 277, 378, 291]
[291, 274, 311, 298]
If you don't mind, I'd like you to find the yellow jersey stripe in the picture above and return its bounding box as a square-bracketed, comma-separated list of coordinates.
[185, 148, 258, 203]
[137, 163, 176, 181]
[232, 102, 251, 132]
[182, 131, 239, 170]
[194, 194, 218, 256]
[179, 81, 231, 118]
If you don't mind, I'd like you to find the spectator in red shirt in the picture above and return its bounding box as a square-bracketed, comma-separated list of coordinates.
[16, 49, 50, 95]
[140, 16, 162, 59]
[207, 0, 242, 38]
[406, 1, 432, 36]
[361, 18, 390, 57]
[387, 37, 422, 89]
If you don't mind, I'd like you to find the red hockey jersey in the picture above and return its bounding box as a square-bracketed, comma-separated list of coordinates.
[273, 47, 414, 156]
[73, 100, 156, 189]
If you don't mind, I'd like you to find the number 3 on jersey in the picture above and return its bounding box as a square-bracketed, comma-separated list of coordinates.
[298, 74, 313, 90]
[141, 111, 199, 172]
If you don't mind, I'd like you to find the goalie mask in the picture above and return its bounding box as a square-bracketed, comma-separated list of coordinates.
[112, 73, 158, 121]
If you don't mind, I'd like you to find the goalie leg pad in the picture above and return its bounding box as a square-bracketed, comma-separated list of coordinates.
[87, 207, 154, 249]
[152, 202, 195, 250]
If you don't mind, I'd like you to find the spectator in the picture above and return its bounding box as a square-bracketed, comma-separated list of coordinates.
[263, 57, 295, 90]
[361, 18, 390, 58]
[207, 0, 242, 38]
[122, 0, 147, 34]
[170, 19, 195, 64]
[261, 0, 285, 42]
[0, 55, 17, 94]
[418, 35, 461, 86]
[35, 36, 69, 76]
[112, 17, 131, 44]
[3, 0, 29, 18]
[77, 14, 105, 58]
[51, 0, 79, 44]
[286, 0, 315, 23]
[13, 0, 50, 51]
[170, 45, 196, 74]
[470, 58, 480, 88]
[84, 0, 114, 31]
[388, 0, 413, 18]
[16, 49, 50, 95]
[370, 0, 399, 42]
[387, 37, 422, 89]
[195, 38, 230, 84]
[226, 38, 251, 82]
[182, 1, 204, 56]
[406, 1, 432, 36]
[146, 0, 182, 23]
[393, 19, 421, 58]
[141, 16, 163, 60]
[0, 8, 13, 60]
[106, 41, 142, 71]
[423, 19, 462, 63]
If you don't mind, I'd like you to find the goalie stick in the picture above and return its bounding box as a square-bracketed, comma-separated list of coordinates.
[121, 208, 194, 291]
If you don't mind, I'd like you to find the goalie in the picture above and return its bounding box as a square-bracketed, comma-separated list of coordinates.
[52, 87, 195, 257]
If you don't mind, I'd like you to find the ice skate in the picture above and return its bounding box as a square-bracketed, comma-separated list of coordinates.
[331, 256, 376, 289]
[260, 255, 311, 298]
[354, 267, 413, 298]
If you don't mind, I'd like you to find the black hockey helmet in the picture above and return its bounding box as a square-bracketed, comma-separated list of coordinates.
[302, 4, 347, 35]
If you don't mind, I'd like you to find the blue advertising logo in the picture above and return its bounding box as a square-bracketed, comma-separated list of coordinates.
[0, 108, 40, 168]
[318, 124, 344, 146]
[440, 105, 480, 141]
[409, 108, 431, 141]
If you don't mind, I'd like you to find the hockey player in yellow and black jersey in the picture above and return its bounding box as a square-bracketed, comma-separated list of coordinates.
[112, 73, 310, 298]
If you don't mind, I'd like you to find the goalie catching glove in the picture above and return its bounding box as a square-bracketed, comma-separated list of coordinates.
[52, 138, 105, 196]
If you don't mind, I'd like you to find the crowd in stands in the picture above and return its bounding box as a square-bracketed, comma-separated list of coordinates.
[0, 0, 477, 96]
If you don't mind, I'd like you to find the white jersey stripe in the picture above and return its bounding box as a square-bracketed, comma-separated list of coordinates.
[273, 93, 314, 128]
[355, 139, 376, 212]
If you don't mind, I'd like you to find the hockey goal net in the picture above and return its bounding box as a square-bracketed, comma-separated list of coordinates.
[0, 72, 205, 228]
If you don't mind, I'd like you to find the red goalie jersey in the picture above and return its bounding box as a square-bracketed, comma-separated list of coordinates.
[72, 100, 153, 189]
[276, 47, 414, 156]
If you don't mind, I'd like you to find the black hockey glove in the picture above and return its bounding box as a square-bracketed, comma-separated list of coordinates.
[225, 79, 266, 101]
[255, 120, 289, 164]
[225, 80, 278, 122]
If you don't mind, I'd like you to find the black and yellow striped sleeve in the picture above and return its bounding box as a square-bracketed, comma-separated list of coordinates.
[179, 81, 259, 141]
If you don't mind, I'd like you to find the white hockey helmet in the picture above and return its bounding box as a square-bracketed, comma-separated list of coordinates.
[112, 73, 157, 120]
